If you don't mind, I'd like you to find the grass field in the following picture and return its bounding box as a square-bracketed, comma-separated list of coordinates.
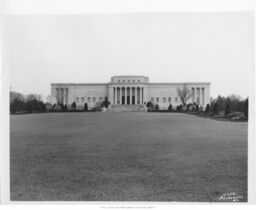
[10, 112, 248, 201]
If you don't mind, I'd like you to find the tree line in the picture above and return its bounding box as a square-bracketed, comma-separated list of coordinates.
[10, 91, 47, 114]
[10, 89, 248, 118]
[10, 91, 111, 114]
[175, 85, 248, 117]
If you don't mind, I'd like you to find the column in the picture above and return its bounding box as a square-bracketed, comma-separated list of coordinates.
[113, 87, 115, 104]
[201, 87, 205, 105]
[70, 85, 75, 104]
[194, 87, 196, 103]
[124, 87, 127, 105]
[66, 88, 68, 104]
[55, 88, 58, 104]
[130, 87, 132, 105]
[140, 87, 143, 104]
[61, 88, 64, 104]
[63, 88, 66, 105]
[116, 87, 119, 104]
[141, 87, 144, 104]
[114, 87, 117, 104]
[198, 88, 201, 105]
[65, 88, 67, 104]
[196, 87, 198, 104]
[119, 87, 122, 104]
[191, 88, 193, 103]
[135, 87, 138, 105]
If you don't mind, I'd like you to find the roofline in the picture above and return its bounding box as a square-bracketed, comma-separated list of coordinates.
[149, 82, 211, 85]
[111, 75, 148, 77]
[51, 82, 211, 86]
[51, 83, 108, 86]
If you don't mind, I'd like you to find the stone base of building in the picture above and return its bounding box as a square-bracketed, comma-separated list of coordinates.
[108, 104, 146, 112]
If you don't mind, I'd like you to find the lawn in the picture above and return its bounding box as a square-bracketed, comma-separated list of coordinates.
[10, 112, 248, 201]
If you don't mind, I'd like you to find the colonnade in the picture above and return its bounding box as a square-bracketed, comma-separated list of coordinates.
[191, 87, 205, 105]
[56, 88, 68, 104]
[112, 86, 144, 105]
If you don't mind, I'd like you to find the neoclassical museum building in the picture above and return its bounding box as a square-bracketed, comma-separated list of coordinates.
[51, 75, 210, 110]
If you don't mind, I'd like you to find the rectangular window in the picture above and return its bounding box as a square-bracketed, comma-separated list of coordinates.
[151, 97, 154, 102]
[163, 97, 166, 103]
[168, 97, 171, 103]
[76, 97, 79, 103]
[156, 97, 159, 103]
[175, 97, 178, 103]
[81, 97, 84, 103]
[93, 97, 96, 102]
[99, 97, 102, 101]
[88, 97, 91, 102]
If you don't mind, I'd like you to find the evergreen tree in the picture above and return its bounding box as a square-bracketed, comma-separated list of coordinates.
[84, 103, 88, 111]
[244, 98, 248, 118]
[205, 104, 210, 113]
[213, 102, 219, 115]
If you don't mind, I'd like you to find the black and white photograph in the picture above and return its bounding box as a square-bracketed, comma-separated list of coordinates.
[1, 1, 255, 206]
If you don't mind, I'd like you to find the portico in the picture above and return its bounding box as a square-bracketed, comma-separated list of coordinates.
[112, 86, 144, 105]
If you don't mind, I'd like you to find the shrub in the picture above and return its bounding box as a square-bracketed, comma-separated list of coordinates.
[155, 104, 159, 111]
[84, 103, 88, 111]
[168, 104, 173, 112]
[186, 103, 192, 111]
[67, 104, 75, 111]
[101, 97, 110, 108]
[71, 101, 76, 110]
[91, 106, 102, 112]
[181, 105, 187, 112]
[52, 104, 62, 112]
[45, 104, 52, 112]
[147, 101, 154, 108]
[195, 104, 199, 112]
[176, 105, 182, 112]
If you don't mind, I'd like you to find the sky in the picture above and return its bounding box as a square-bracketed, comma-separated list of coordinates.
[5, 12, 253, 100]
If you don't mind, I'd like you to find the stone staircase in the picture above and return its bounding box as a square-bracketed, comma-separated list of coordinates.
[108, 104, 147, 112]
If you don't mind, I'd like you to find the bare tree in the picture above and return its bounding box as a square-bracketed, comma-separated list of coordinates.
[229, 94, 242, 101]
[176, 84, 191, 106]
[46, 95, 51, 104]
[55, 89, 64, 104]
[26, 94, 42, 102]
[10, 91, 25, 103]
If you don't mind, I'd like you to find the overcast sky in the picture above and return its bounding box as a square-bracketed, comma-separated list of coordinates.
[5, 12, 253, 100]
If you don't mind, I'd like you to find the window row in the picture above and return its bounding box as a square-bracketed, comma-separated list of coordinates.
[76, 97, 105, 103]
[151, 97, 179, 103]
[117, 79, 140, 83]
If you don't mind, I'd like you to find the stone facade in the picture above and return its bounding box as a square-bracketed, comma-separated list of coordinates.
[51, 75, 210, 110]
